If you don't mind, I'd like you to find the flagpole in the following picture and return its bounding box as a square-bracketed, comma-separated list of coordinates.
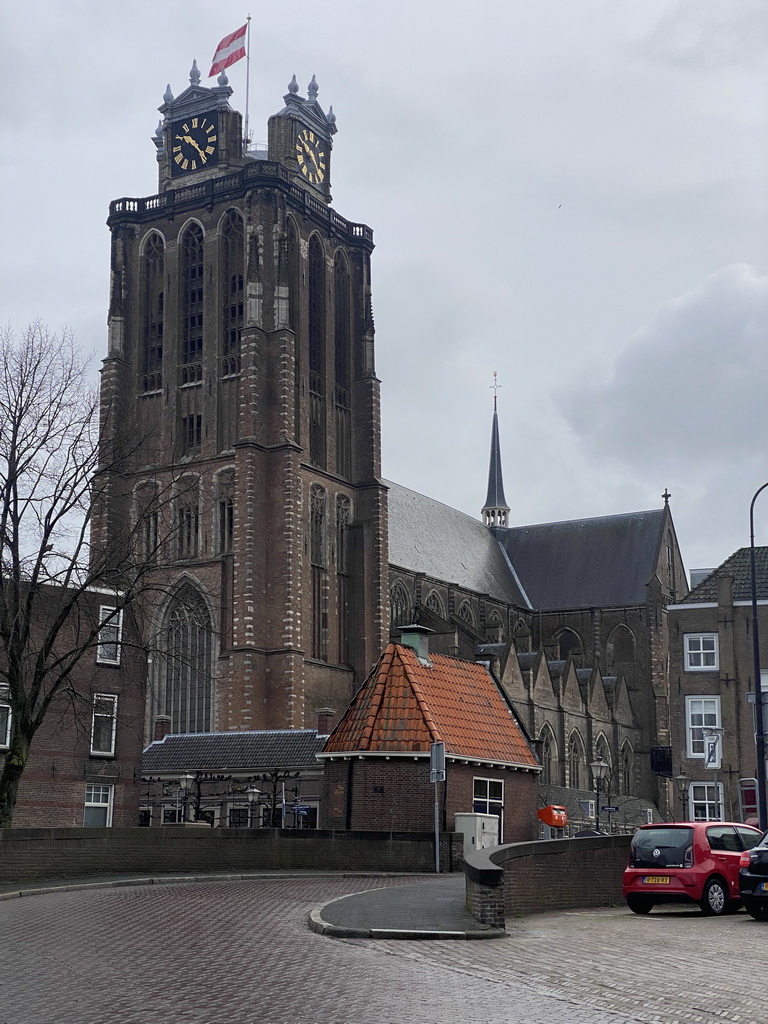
[243, 14, 252, 154]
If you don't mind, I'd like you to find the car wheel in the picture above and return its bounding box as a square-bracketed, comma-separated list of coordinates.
[700, 878, 728, 916]
[626, 895, 653, 915]
[744, 901, 768, 921]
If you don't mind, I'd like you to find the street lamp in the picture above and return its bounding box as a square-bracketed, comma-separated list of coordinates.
[675, 767, 688, 820]
[749, 482, 768, 831]
[178, 772, 195, 823]
[589, 757, 610, 833]
[246, 785, 261, 828]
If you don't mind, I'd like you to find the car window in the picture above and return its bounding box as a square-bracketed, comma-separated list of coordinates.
[736, 826, 763, 850]
[630, 827, 693, 868]
[706, 825, 740, 852]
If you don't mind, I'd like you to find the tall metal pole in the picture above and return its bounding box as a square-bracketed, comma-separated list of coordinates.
[749, 482, 768, 831]
[243, 14, 252, 153]
[595, 777, 601, 833]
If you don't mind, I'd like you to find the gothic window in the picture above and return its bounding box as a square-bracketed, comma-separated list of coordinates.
[594, 735, 612, 788]
[540, 726, 558, 786]
[218, 211, 244, 452]
[180, 223, 204, 384]
[567, 732, 586, 790]
[163, 585, 213, 733]
[557, 629, 581, 662]
[287, 219, 300, 441]
[336, 495, 351, 664]
[176, 478, 200, 559]
[390, 581, 411, 630]
[308, 235, 326, 468]
[141, 233, 164, 392]
[217, 470, 235, 554]
[425, 591, 444, 617]
[457, 601, 475, 627]
[486, 609, 504, 641]
[607, 625, 636, 671]
[334, 251, 352, 478]
[619, 742, 633, 796]
[220, 210, 244, 373]
[135, 481, 160, 563]
[310, 485, 328, 660]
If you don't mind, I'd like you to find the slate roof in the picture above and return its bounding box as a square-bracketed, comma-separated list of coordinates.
[321, 642, 539, 768]
[500, 509, 667, 611]
[386, 481, 529, 607]
[482, 405, 509, 513]
[680, 547, 768, 603]
[143, 730, 326, 773]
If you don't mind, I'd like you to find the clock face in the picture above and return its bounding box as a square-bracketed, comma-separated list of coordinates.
[295, 129, 327, 186]
[171, 114, 219, 176]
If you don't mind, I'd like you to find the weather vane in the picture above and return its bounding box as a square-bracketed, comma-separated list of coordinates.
[491, 371, 500, 409]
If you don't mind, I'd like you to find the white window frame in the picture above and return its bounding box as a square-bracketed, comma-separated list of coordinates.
[96, 606, 123, 665]
[686, 695, 722, 765]
[473, 776, 504, 840]
[687, 781, 723, 822]
[90, 694, 118, 756]
[0, 700, 11, 749]
[684, 633, 718, 671]
[83, 783, 114, 827]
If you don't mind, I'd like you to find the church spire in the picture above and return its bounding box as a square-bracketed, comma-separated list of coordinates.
[482, 372, 510, 528]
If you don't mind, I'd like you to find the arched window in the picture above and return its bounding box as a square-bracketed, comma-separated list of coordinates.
[334, 251, 352, 478]
[486, 609, 504, 641]
[540, 726, 558, 786]
[180, 224, 204, 384]
[390, 581, 411, 630]
[568, 732, 586, 790]
[135, 480, 160, 563]
[607, 625, 636, 670]
[141, 233, 164, 392]
[619, 742, 633, 796]
[287, 219, 300, 440]
[308, 236, 326, 468]
[593, 734, 613, 794]
[457, 601, 475, 627]
[218, 211, 243, 451]
[163, 584, 213, 733]
[336, 495, 351, 664]
[425, 590, 444, 617]
[557, 628, 582, 662]
[176, 477, 200, 560]
[216, 470, 235, 554]
[310, 485, 328, 660]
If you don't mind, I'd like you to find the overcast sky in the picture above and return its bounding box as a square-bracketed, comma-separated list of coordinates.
[3, 0, 767, 574]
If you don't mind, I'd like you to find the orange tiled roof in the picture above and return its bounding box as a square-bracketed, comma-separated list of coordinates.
[322, 643, 538, 767]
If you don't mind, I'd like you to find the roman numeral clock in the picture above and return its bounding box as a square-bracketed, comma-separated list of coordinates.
[170, 113, 219, 175]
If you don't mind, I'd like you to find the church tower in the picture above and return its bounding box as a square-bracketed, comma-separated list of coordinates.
[481, 376, 510, 528]
[97, 64, 388, 738]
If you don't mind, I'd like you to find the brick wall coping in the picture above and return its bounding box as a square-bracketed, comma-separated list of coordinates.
[464, 834, 632, 886]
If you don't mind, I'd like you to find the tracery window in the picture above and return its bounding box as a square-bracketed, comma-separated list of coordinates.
[136, 481, 160, 563]
[141, 233, 164, 392]
[457, 601, 475, 626]
[180, 224, 204, 384]
[568, 732, 586, 790]
[336, 495, 351, 664]
[217, 470, 235, 554]
[557, 629, 581, 662]
[619, 742, 633, 796]
[310, 485, 328, 660]
[308, 236, 326, 468]
[163, 585, 213, 733]
[390, 581, 411, 630]
[425, 591, 444, 617]
[540, 726, 558, 786]
[334, 251, 352, 478]
[219, 211, 244, 452]
[176, 477, 200, 559]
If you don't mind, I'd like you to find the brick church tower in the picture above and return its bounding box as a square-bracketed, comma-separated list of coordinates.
[97, 63, 388, 738]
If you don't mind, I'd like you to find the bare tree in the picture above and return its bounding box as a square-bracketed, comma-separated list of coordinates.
[0, 322, 170, 826]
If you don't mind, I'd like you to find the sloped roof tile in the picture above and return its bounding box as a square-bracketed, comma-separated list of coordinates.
[323, 643, 538, 768]
[143, 730, 326, 773]
[681, 547, 768, 603]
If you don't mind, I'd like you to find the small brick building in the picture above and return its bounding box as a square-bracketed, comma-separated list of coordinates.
[319, 626, 540, 842]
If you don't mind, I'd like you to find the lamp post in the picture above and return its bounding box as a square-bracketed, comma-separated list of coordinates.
[749, 482, 768, 831]
[589, 757, 610, 833]
[675, 767, 688, 820]
[246, 785, 261, 828]
[178, 772, 195, 823]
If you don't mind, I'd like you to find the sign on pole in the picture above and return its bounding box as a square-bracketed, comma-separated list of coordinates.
[430, 741, 445, 873]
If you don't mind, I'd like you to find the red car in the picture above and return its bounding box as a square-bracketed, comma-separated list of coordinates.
[623, 822, 763, 916]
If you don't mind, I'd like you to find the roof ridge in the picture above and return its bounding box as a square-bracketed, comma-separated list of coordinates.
[359, 646, 395, 748]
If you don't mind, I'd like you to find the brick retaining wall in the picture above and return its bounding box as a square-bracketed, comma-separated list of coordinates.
[465, 835, 632, 927]
[0, 828, 462, 884]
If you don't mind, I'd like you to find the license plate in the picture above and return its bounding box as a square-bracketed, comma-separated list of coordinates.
[759, 882, 768, 893]
[643, 875, 670, 884]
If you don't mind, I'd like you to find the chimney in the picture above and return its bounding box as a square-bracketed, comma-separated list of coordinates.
[153, 715, 172, 742]
[316, 707, 337, 736]
[399, 622, 433, 664]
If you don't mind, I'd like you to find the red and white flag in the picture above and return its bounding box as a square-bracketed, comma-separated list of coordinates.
[208, 24, 247, 78]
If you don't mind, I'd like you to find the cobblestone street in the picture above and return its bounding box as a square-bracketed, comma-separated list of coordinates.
[2, 875, 766, 1024]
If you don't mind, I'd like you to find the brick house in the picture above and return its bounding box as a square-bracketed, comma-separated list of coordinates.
[1, 589, 145, 827]
[668, 547, 768, 821]
[319, 626, 540, 842]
